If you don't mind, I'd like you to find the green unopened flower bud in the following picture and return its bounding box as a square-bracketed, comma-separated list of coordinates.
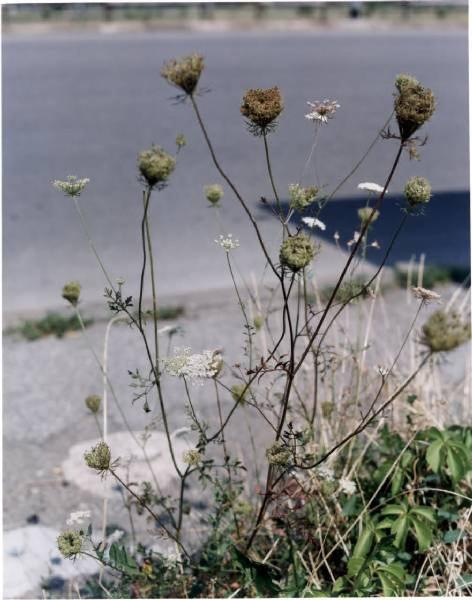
[138, 145, 176, 188]
[204, 184, 224, 205]
[161, 54, 205, 95]
[53, 176, 90, 198]
[395, 73, 419, 92]
[175, 134, 187, 150]
[241, 86, 284, 134]
[288, 183, 319, 212]
[57, 529, 83, 559]
[231, 384, 247, 405]
[404, 176, 432, 206]
[253, 315, 264, 331]
[394, 76, 435, 141]
[182, 448, 202, 466]
[84, 441, 111, 473]
[266, 441, 292, 467]
[279, 234, 317, 272]
[422, 310, 470, 353]
[85, 394, 101, 414]
[358, 207, 379, 226]
[62, 281, 81, 306]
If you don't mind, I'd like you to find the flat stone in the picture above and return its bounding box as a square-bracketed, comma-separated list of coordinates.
[4, 525, 99, 599]
[61, 430, 192, 499]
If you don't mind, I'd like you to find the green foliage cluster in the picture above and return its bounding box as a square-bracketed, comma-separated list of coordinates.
[67, 425, 471, 598]
[11, 312, 93, 341]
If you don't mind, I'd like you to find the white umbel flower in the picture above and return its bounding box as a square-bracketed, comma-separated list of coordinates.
[315, 464, 335, 481]
[66, 510, 91, 526]
[339, 478, 357, 495]
[215, 234, 240, 252]
[347, 231, 361, 247]
[358, 182, 387, 194]
[305, 99, 340, 124]
[302, 217, 326, 231]
[162, 347, 221, 382]
[53, 176, 90, 198]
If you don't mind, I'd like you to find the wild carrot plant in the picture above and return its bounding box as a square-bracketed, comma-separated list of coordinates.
[52, 56, 471, 597]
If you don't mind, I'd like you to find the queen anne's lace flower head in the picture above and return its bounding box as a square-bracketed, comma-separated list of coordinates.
[358, 182, 387, 194]
[215, 234, 240, 252]
[302, 217, 326, 231]
[305, 99, 340, 124]
[162, 347, 222, 382]
[339, 478, 357, 495]
[53, 176, 90, 198]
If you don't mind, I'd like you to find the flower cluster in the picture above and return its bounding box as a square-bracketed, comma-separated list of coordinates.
[240, 86, 284, 134]
[266, 441, 292, 467]
[404, 176, 432, 206]
[215, 234, 240, 252]
[62, 281, 81, 306]
[205, 184, 224, 205]
[421, 310, 470, 353]
[315, 464, 335, 482]
[288, 183, 319, 212]
[161, 53, 205, 95]
[358, 182, 386, 195]
[339, 478, 357, 496]
[162, 348, 222, 381]
[53, 176, 90, 198]
[358, 207, 380, 226]
[85, 394, 101, 414]
[305, 99, 340, 124]
[84, 441, 111, 473]
[279, 233, 318, 272]
[394, 74, 435, 141]
[57, 529, 84, 559]
[183, 448, 202, 466]
[66, 510, 91, 526]
[138, 145, 176, 188]
[302, 216, 326, 231]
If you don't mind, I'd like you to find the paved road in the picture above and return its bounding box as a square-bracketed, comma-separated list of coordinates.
[3, 29, 469, 316]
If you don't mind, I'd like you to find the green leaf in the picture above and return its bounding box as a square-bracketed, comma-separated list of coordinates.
[347, 556, 365, 578]
[443, 529, 466, 544]
[392, 517, 409, 550]
[352, 526, 374, 559]
[447, 446, 466, 481]
[426, 439, 443, 473]
[410, 516, 433, 552]
[391, 469, 404, 496]
[342, 495, 358, 517]
[410, 506, 436, 523]
[332, 577, 347, 593]
[381, 504, 405, 516]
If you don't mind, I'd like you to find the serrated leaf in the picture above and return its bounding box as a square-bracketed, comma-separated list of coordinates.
[426, 439, 443, 473]
[381, 504, 404, 516]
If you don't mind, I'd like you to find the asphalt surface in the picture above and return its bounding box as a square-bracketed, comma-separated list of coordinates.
[3, 29, 469, 317]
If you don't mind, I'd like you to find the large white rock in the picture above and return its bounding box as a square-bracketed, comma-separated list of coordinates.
[3, 525, 99, 599]
[62, 430, 192, 499]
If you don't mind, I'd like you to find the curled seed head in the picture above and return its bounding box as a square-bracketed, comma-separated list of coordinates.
[85, 394, 101, 414]
[204, 184, 224, 205]
[138, 146, 176, 188]
[240, 86, 284, 134]
[358, 207, 380, 225]
[62, 281, 81, 306]
[57, 529, 83, 559]
[84, 441, 111, 473]
[266, 441, 292, 467]
[394, 76, 435, 140]
[404, 176, 432, 206]
[161, 54, 205, 95]
[279, 234, 317, 272]
[288, 183, 319, 212]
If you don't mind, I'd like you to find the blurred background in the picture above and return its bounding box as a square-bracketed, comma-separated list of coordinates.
[2, 2, 470, 597]
[2, 0, 470, 321]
